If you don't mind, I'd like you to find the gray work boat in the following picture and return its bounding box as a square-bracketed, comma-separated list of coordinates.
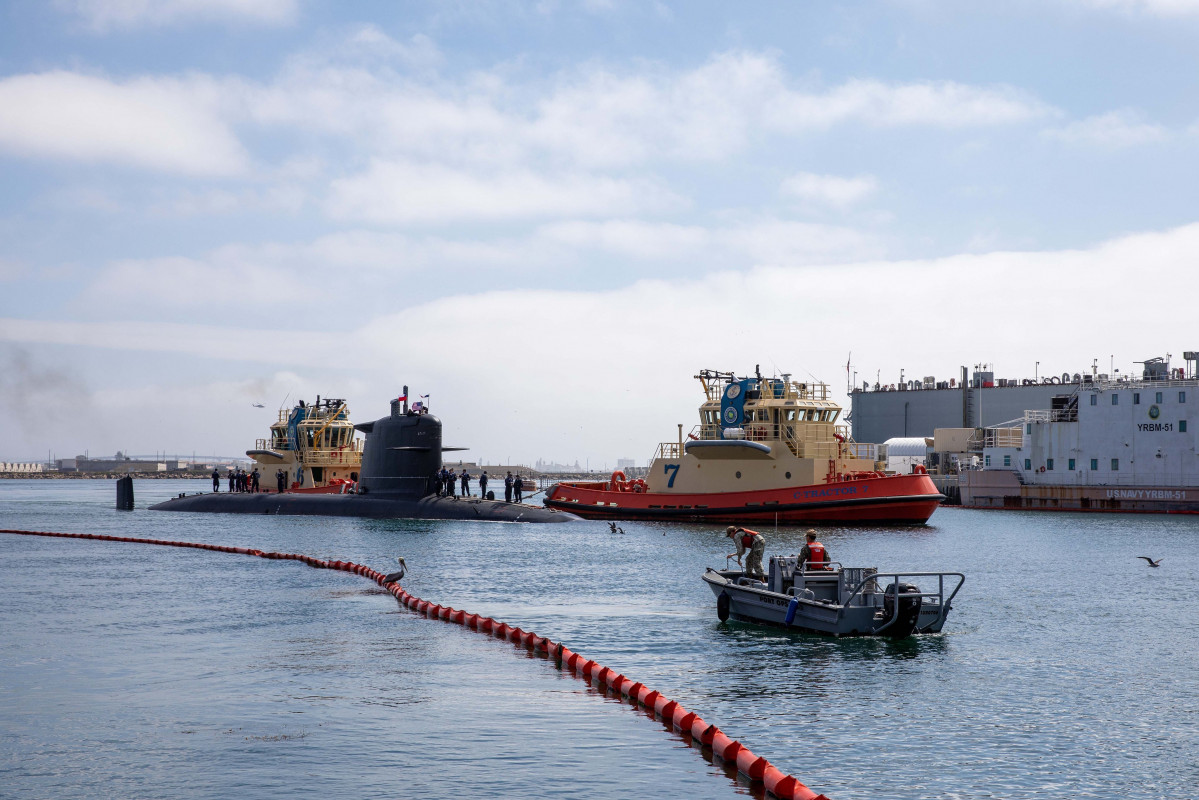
[702, 556, 964, 638]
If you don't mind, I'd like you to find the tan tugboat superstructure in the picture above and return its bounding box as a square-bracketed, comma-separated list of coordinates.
[247, 396, 363, 492]
[545, 369, 943, 523]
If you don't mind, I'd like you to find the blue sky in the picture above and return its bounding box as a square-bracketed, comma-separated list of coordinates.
[2, 0, 1198, 466]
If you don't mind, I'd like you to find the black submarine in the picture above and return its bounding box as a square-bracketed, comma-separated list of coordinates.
[150, 395, 578, 523]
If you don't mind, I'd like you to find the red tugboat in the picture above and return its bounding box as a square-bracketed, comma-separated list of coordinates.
[544, 369, 943, 524]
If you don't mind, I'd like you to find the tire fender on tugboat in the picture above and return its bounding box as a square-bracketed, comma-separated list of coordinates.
[717, 592, 731, 622]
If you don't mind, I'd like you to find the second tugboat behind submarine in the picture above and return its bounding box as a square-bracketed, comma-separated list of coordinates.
[152, 394, 576, 523]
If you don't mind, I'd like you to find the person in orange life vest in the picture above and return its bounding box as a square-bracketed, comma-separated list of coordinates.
[726, 525, 766, 581]
[798, 530, 830, 570]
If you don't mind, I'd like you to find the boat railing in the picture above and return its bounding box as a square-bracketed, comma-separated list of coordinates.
[1024, 409, 1077, 424]
[840, 571, 965, 634]
[799, 561, 844, 572]
[984, 427, 1023, 448]
[845, 442, 877, 460]
[297, 443, 364, 466]
[654, 442, 682, 460]
[699, 376, 834, 404]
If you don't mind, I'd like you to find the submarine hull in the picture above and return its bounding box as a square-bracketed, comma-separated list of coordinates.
[149, 492, 577, 522]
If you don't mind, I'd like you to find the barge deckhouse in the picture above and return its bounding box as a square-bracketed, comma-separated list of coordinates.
[961, 373, 1199, 513]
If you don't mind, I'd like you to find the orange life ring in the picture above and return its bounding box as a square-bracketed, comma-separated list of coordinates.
[1039, 466, 1046, 473]
[610, 470, 627, 491]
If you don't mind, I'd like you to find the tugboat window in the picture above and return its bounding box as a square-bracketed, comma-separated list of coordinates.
[735, 471, 741, 479]
[785, 472, 791, 479]
[1181, 421, 1188, 433]
[1111, 394, 1119, 405]
[1003, 455, 1011, 467]
[1156, 391, 1163, 403]
[1133, 392, 1140, 404]
[1090, 458, 1098, 470]
[1068, 458, 1076, 470]
[1090, 394, 1097, 406]
[985, 455, 991, 467]
[1180, 391, 1187, 403]
[1111, 458, 1119, 470]
[1046, 459, 1054, 471]
[1024, 458, 1032, 470]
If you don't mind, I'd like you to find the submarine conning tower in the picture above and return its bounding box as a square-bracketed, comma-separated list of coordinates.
[355, 398, 442, 497]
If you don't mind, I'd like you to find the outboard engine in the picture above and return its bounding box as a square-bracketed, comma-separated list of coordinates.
[355, 399, 444, 498]
[881, 582, 923, 637]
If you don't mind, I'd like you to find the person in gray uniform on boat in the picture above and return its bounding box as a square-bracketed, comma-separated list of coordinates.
[726, 525, 766, 582]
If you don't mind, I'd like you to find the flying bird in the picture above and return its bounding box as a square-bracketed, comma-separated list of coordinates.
[608, 522, 625, 534]
[1137, 556, 1162, 567]
[251, 403, 265, 408]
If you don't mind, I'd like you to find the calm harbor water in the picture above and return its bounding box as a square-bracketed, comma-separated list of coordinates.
[2, 479, 1198, 800]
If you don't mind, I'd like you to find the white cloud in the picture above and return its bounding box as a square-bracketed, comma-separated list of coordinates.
[57, 0, 299, 31]
[0, 71, 248, 176]
[780, 172, 879, 208]
[767, 77, 1051, 130]
[526, 55, 1050, 167]
[0, 318, 335, 367]
[1066, 0, 1199, 16]
[1042, 109, 1168, 148]
[537, 218, 883, 264]
[326, 159, 685, 224]
[13, 222, 1199, 462]
[0, 47, 1055, 183]
[233, 45, 1056, 175]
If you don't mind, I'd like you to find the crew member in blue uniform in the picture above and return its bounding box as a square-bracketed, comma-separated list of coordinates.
[212, 468, 220, 492]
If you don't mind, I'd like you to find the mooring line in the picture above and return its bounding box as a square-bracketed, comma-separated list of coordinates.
[0, 528, 830, 800]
